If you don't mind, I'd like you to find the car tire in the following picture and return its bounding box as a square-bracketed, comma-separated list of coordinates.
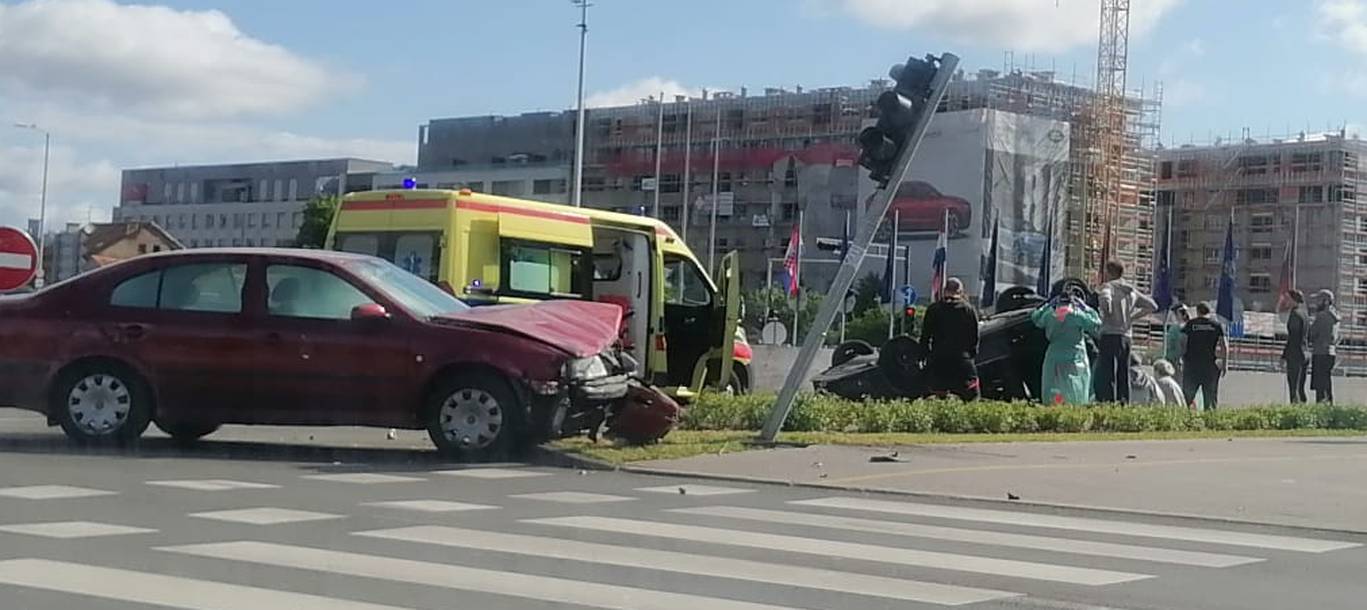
[832, 340, 876, 367]
[424, 372, 524, 461]
[154, 420, 221, 444]
[52, 363, 153, 446]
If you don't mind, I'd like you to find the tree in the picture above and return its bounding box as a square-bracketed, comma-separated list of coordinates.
[294, 195, 339, 249]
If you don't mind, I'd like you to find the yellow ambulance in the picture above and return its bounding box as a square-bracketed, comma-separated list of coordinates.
[324, 188, 750, 394]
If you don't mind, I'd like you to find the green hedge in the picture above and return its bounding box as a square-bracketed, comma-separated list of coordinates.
[682, 392, 1367, 434]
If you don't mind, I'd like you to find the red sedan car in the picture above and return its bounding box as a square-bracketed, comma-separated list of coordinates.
[0, 249, 655, 458]
[889, 180, 973, 234]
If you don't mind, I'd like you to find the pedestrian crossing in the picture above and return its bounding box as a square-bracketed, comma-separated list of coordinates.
[0, 465, 1360, 609]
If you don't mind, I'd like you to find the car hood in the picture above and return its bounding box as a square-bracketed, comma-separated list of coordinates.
[431, 300, 622, 358]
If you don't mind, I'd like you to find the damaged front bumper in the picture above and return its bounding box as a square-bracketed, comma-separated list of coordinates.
[529, 351, 634, 439]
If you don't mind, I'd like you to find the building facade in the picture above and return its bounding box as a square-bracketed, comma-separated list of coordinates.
[417, 70, 1155, 295]
[115, 158, 393, 248]
[1155, 134, 1366, 336]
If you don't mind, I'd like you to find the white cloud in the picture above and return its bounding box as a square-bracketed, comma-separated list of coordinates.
[826, 0, 1184, 53]
[1318, 0, 1367, 54]
[0, 0, 349, 119]
[0, 143, 120, 228]
[585, 77, 704, 108]
[1183, 38, 1206, 56]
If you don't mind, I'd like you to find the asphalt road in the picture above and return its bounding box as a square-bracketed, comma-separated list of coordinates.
[1, 410, 1365, 609]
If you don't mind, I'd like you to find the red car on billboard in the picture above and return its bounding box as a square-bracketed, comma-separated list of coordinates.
[0, 249, 678, 458]
[889, 180, 973, 235]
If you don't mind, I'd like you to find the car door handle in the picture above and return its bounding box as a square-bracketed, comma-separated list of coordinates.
[118, 323, 146, 341]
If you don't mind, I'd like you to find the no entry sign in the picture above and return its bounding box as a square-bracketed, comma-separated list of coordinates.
[0, 226, 39, 292]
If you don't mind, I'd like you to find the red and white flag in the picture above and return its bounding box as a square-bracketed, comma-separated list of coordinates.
[782, 220, 801, 296]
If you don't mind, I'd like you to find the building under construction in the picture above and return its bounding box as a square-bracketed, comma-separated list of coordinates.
[416, 68, 1159, 296]
[1154, 133, 1367, 337]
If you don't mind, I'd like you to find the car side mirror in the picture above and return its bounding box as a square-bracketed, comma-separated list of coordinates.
[351, 303, 390, 322]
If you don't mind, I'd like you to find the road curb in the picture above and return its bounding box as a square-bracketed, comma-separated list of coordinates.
[618, 463, 1367, 537]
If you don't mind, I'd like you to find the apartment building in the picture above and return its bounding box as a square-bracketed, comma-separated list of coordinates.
[1154, 133, 1367, 335]
[417, 69, 1155, 293]
[114, 158, 393, 248]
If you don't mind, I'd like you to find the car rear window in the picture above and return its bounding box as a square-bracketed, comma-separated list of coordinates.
[110, 271, 160, 308]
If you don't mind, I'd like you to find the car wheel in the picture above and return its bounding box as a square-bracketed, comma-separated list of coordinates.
[832, 340, 876, 367]
[53, 363, 153, 446]
[154, 420, 221, 444]
[425, 372, 524, 460]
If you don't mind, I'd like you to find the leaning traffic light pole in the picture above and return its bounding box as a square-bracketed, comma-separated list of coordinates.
[759, 52, 959, 442]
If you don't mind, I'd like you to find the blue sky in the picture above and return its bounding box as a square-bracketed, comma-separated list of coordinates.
[1, 0, 1365, 228]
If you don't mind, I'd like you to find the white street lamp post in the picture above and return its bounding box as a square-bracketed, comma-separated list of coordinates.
[14, 123, 50, 287]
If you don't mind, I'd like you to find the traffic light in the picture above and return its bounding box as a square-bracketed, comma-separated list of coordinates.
[857, 55, 941, 187]
[903, 305, 916, 319]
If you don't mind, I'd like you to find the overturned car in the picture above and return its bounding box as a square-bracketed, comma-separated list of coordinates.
[814, 279, 1097, 402]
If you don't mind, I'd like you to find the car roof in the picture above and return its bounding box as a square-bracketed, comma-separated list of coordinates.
[140, 247, 373, 263]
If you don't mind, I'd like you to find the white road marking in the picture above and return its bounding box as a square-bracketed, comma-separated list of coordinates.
[791, 497, 1361, 553]
[357, 525, 1019, 606]
[0, 521, 155, 539]
[433, 467, 551, 479]
[361, 500, 497, 513]
[148, 479, 280, 491]
[636, 484, 755, 496]
[511, 491, 635, 504]
[302, 473, 424, 484]
[0, 485, 114, 500]
[673, 505, 1262, 568]
[0, 558, 410, 610]
[161, 541, 806, 610]
[189, 507, 342, 525]
[528, 516, 1151, 586]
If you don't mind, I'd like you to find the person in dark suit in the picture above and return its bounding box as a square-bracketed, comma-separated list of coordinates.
[1281, 290, 1309, 403]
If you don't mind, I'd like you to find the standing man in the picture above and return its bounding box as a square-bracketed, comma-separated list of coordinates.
[1096, 261, 1158, 403]
[1181, 302, 1229, 410]
[1165, 304, 1190, 383]
[920, 277, 980, 401]
[1307, 289, 1340, 404]
[1281, 290, 1309, 403]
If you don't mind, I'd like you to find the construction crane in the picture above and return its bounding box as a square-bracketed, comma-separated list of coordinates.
[1088, 0, 1130, 281]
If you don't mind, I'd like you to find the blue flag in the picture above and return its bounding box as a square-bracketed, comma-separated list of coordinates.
[982, 215, 999, 308]
[1036, 212, 1053, 297]
[1154, 212, 1173, 312]
[1216, 217, 1236, 323]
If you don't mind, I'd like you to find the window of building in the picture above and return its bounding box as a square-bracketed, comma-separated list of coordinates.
[717, 237, 729, 248]
[1251, 214, 1275, 233]
[259, 179, 269, 201]
[1237, 155, 1270, 175]
[659, 174, 681, 193]
[1177, 159, 1198, 178]
[274, 179, 284, 202]
[1159, 161, 1173, 179]
[492, 180, 522, 196]
[163, 183, 173, 202]
[500, 241, 586, 298]
[191, 214, 198, 229]
[1291, 152, 1323, 173]
[277, 212, 286, 228]
[247, 213, 256, 228]
[1357, 278, 1367, 297]
[532, 178, 568, 195]
[1249, 245, 1273, 261]
[661, 206, 680, 221]
[719, 172, 733, 191]
[233, 213, 243, 228]
[159, 263, 247, 313]
[138, 244, 147, 255]
[261, 213, 270, 228]
[266, 265, 372, 320]
[288, 179, 299, 201]
[219, 214, 228, 229]
[176, 182, 185, 203]
[1358, 247, 1367, 266]
[1204, 276, 1219, 289]
[1236, 188, 1278, 205]
[1249, 274, 1272, 293]
[293, 212, 302, 228]
[1204, 246, 1221, 263]
[1299, 185, 1324, 203]
[1330, 183, 1356, 203]
[781, 203, 797, 221]
[189, 182, 199, 203]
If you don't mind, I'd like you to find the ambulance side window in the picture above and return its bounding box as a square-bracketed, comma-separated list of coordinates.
[663, 256, 711, 307]
[336, 234, 379, 256]
[501, 240, 587, 299]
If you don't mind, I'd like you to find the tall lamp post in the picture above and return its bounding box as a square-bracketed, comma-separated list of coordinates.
[570, 0, 591, 208]
[14, 123, 50, 287]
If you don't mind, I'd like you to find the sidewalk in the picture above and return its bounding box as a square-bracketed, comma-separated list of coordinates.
[635, 435, 1367, 532]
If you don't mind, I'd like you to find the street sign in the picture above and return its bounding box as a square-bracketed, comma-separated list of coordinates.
[0, 226, 39, 292]
[900, 285, 917, 305]
[641, 177, 657, 192]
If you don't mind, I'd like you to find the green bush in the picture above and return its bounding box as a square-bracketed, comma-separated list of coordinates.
[681, 392, 1367, 435]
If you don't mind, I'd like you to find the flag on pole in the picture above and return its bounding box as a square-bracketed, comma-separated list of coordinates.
[981, 214, 999, 308]
[1216, 216, 1237, 324]
[1036, 211, 1053, 297]
[1154, 208, 1173, 312]
[1275, 231, 1296, 312]
[782, 219, 801, 296]
[930, 209, 948, 300]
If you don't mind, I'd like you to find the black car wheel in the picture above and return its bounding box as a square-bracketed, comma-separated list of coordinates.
[425, 372, 524, 461]
[832, 340, 876, 367]
[53, 362, 153, 446]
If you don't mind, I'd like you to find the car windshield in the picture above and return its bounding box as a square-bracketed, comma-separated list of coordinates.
[344, 257, 468, 318]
